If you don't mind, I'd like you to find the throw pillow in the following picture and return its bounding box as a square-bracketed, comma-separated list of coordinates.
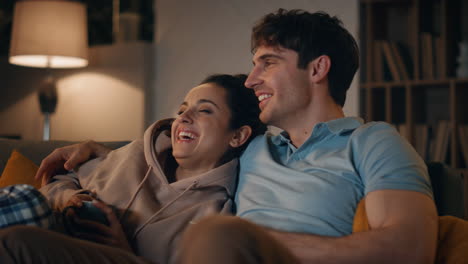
[353, 199, 468, 264]
[0, 150, 41, 189]
[436, 215, 468, 263]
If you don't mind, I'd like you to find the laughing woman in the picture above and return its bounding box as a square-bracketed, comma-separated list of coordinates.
[0, 74, 266, 264]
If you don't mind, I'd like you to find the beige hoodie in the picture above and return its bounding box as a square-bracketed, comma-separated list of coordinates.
[40, 118, 238, 264]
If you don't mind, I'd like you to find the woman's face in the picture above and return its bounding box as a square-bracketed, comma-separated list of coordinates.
[171, 83, 237, 169]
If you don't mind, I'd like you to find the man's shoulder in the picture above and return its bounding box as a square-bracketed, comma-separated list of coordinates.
[240, 133, 275, 162]
[350, 121, 399, 141]
[353, 121, 396, 134]
[243, 134, 268, 152]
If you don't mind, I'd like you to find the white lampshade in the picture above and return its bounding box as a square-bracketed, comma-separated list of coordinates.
[9, 1, 88, 68]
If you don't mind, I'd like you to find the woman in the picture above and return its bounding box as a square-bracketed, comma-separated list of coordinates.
[0, 74, 266, 264]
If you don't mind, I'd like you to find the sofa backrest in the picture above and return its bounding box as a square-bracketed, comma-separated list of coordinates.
[1, 139, 466, 219]
[0, 139, 130, 175]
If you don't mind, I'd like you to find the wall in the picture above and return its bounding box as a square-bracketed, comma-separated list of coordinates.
[0, 0, 359, 141]
[0, 42, 152, 141]
[150, 0, 359, 123]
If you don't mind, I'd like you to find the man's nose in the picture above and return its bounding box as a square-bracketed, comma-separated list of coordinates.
[245, 67, 263, 89]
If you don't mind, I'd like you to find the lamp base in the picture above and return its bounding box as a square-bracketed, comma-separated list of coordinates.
[38, 76, 57, 113]
[43, 112, 51, 141]
[38, 76, 57, 141]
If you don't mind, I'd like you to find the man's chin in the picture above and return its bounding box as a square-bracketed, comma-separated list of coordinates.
[259, 112, 273, 126]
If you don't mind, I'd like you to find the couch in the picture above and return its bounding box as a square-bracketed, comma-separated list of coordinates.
[0, 138, 466, 219]
[1, 139, 467, 263]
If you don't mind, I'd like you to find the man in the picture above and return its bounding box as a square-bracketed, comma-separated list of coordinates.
[36, 9, 437, 264]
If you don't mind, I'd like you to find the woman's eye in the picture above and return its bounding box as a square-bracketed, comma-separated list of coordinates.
[176, 109, 185, 115]
[199, 109, 212, 114]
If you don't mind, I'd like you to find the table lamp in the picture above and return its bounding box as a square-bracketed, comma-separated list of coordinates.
[9, 0, 88, 140]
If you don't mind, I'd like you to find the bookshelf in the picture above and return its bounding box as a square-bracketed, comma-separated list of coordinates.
[359, 0, 468, 171]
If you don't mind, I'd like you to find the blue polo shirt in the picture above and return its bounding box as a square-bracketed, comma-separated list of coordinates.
[235, 117, 433, 237]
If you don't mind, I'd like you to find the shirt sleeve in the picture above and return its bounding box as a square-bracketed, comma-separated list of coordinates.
[351, 122, 433, 198]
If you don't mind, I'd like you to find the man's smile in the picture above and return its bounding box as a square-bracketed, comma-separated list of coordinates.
[257, 93, 272, 109]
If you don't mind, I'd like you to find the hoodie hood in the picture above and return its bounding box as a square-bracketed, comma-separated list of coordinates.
[143, 118, 238, 197]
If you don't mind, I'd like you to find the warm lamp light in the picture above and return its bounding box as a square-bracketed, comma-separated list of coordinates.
[9, 0, 88, 140]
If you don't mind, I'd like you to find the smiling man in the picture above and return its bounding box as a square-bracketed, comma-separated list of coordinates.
[179, 9, 438, 264]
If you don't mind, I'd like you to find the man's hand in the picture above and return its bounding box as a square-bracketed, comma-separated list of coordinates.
[70, 200, 133, 253]
[35, 140, 112, 187]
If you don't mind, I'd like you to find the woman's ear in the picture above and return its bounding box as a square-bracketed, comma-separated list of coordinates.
[309, 55, 331, 83]
[229, 125, 252, 148]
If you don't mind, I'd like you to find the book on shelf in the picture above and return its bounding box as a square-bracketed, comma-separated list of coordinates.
[381, 41, 401, 81]
[389, 41, 410, 81]
[434, 36, 446, 79]
[430, 120, 451, 162]
[458, 126, 468, 167]
[441, 122, 452, 163]
[413, 124, 430, 160]
[420, 33, 435, 80]
[373, 40, 384, 82]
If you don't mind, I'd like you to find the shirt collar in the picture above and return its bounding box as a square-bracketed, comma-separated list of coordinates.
[270, 130, 290, 146]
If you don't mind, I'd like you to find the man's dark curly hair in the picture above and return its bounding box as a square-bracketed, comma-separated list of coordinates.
[251, 9, 359, 106]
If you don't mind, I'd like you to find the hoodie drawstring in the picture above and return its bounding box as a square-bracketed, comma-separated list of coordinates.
[119, 166, 153, 222]
[132, 180, 198, 240]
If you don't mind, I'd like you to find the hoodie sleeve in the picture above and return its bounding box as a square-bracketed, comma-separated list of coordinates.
[40, 158, 102, 210]
[39, 173, 89, 210]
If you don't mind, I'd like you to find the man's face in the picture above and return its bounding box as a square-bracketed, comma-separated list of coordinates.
[245, 45, 312, 129]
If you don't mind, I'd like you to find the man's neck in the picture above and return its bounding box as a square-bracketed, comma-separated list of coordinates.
[282, 101, 345, 148]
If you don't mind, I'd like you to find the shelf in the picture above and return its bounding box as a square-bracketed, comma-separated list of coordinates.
[361, 78, 468, 88]
[360, 0, 468, 169]
[360, 0, 410, 4]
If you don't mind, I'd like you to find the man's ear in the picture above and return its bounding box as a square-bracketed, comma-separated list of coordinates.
[229, 125, 252, 148]
[309, 55, 331, 83]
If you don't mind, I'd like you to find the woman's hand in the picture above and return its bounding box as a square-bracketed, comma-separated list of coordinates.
[64, 193, 95, 208]
[62, 193, 95, 226]
[35, 140, 112, 186]
[71, 200, 133, 253]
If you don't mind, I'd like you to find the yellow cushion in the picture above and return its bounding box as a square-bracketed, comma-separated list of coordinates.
[0, 150, 41, 189]
[436, 215, 468, 263]
[352, 199, 369, 232]
[353, 200, 468, 263]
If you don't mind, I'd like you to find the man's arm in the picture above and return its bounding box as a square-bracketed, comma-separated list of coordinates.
[35, 140, 112, 186]
[268, 190, 438, 264]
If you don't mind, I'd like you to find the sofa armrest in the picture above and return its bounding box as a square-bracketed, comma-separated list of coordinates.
[463, 170, 468, 219]
[427, 162, 466, 219]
